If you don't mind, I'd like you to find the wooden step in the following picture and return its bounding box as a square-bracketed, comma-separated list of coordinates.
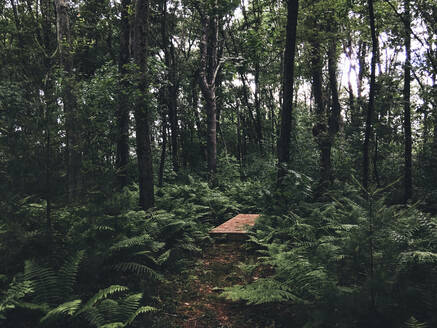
[209, 214, 260, 237]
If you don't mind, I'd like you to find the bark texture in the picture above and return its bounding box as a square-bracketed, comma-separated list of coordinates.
[278, 0, 299, 178]
[133, 0, 154, 209]
[197, 2, 220, 183]
[363, 0, 378, 191]
[403, 0, 412, 202]
[55, 0, 81, 201]
[116, 0, 131, 189]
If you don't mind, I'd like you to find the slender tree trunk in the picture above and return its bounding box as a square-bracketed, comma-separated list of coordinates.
[277, 0, 299, 179]
[116, 0, 131, 189]
[254, 0, 263, 153]
[161, 3, 179, 173]
[133, 0, 154, 209]
[363, 0, 378, 192]
[269, 88, 276, 156]
[158, 111, 167, 187]
[39, 0, 55, 237]
[326, 37, 341, 185]
[254, 60, 263, 153]
[55, 0, 81, 202]
[310, 37, 329, 185]
[197, 4, 219, 183]
[403, 0, 412, 202]
[236, 100, 242, 167]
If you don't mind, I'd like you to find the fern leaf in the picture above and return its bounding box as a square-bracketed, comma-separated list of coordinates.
[77, 285, 128, 316]
[124, 306, 156, 325]
[40, 299, 82, 323]
[58, 250, 85, 297]
[99, 323, 125, 328]
[14, 301, 50, 312]
[118, 293, 142, 320]
[24, 260, 58, 304]
[221, 278, 304, 305]
[156, 249, 171, 265]
[113, 263, 163, 281]
[404, 316, 428, 328]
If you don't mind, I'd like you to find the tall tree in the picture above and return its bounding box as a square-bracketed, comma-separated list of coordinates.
[363, 0, 378, 191]
[133, 0, 154, 209]
[161, 1, 179, 173]
[278, 0, 299, 179]
[55, 0, 81, 201]
[196, 1, 220, 183]
[116, 0, 131, 189]
[403, 0, 412, 202]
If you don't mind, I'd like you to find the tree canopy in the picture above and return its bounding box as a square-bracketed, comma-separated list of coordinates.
[1, 0, 437, 326]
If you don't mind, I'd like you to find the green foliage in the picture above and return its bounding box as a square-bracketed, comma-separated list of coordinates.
[223, 182, 437, 326]
[404, 317, 428, 328]
[157, 178, 240, 226]
[0, 279, 36, 319]
[40, 299, 82, 323]
[222, 278, 302, 304]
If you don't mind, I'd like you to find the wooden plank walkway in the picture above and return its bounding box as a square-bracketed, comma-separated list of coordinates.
[209, 214, 260, 235]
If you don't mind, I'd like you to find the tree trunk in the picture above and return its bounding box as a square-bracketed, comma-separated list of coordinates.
[269, 88, 276, 156]
[161, 3, 179, 173]
[55, 0, 81, 202]
[133, 0, 154, 209]
[363, 0, 378, 192]
[116, 0, 131, 189]
[158, 108, 167, 187]
[169, 43, 179, 173]
[277, 0, 299, 179]
[197, 4, 219, 184]
[310, 37, 330, 188]
[403, 0, 412, 202]
[254, 60, 263, 153]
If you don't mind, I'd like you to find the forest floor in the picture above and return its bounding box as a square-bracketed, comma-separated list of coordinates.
[158, 239, 278, 328]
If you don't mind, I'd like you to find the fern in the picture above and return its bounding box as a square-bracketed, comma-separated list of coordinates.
[221, 278, 304, 304]
[124, 306, 156, 325]
[78, 285, 128, 314]
[40, 299, 82, 323]
[404, 317, 428, 328]
[77, 286, 156, 327]
[0, 279, 35, 317]
[23, 260, 59, 304]
[113, 262, 163, 280]
[58, 250, 85, 296]
[110, 234, 163, 252]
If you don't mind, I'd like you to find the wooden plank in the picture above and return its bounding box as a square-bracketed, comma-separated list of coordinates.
[209, 214, 260, 235]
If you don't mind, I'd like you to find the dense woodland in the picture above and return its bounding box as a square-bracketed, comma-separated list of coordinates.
[1, 0, 437, 327]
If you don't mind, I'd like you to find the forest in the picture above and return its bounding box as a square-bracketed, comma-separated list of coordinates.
[0, 0, 436, 327]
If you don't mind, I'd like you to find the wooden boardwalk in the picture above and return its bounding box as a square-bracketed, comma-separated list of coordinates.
[209, 214, 260, 235]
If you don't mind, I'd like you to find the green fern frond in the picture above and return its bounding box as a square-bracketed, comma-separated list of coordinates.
[404, 316, 428, 328]
[124, 306, 156, 325]
[23, 260, 58, 304]
[58, 250, 85, 297]
[78, 285, 128, 315]
[0, 279, 36, 315]
[40, 299, 82, 323]
[113, 263, 163, 280]
[14, 301, 50, 312]
[97, 299, 120, 321]
[110, 235, 164, 252]
[96, 225, 115, 232]
[156, 249, 171, 265]
[80, 308, 106, 327]
[118, 293, 142, 320]
[99, 322, 125, 328]
[221, 278, 304, 305]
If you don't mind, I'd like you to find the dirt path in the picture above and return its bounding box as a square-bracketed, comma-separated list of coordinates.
[162, 240, 273, 328]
